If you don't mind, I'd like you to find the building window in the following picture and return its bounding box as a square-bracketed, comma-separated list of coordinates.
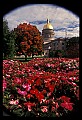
[54, 43, 56, 46]
[48, 34, 50, 37]
[62, 46, 64, 50]
[62, 42, 64, 45]
[45, 34, 48, 38]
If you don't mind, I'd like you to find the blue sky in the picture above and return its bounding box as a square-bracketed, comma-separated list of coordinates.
[3, 4, 79, 38]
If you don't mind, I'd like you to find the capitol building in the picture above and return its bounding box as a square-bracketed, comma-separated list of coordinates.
[42, 19, 55, 44]
[42, 19, 66, 57]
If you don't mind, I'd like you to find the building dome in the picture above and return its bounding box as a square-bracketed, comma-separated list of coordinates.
[43, 19, 53, 29]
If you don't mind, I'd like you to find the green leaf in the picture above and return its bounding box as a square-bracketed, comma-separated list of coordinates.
[10, 105, 17, 111]
[52, 113, 56, 117]
[20, 97, 27, 102]
[25, 111, 31, 117]
[13, 108, 23, 116]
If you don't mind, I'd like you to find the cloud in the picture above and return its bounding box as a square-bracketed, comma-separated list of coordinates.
[30, 20, 46, 25]
[3, 4, 79, 38]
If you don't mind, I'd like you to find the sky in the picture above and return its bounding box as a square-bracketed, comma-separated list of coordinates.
[3, 4, 79, 38]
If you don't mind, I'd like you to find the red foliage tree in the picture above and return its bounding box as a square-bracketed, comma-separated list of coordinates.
[14, 23, 43, 60]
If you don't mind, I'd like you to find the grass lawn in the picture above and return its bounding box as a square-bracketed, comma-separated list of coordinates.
[13, 55, 44, 62]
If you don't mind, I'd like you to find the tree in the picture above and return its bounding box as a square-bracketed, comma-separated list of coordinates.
[66, 37, 79, 58]
[3, 19, 10, 59]
[8, 30, 17, 59]
[3, 19, 16, 59]
[14, 23, 43, 61]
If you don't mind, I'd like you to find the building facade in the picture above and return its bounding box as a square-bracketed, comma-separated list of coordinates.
[42, 19, 79, 58]
[42, 19, 55, 44]
[42, 19, 55, 56]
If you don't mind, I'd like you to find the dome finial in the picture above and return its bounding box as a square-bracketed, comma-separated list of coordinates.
[43, 18, 53, 29]
[47, 18, 49, 24]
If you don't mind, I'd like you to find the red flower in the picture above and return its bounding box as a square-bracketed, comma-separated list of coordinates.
[24, 102, 36, 111]
[17, 88, 27, 96]
[42, 90, 47, 94]
[35, 92, 44, 102]
[46, 63, 51, 67]
[44, 99, 50, 104]
[3, 80, 7, 92]
[9, 99, 19, 105]
[13, 77, 22, 85]
[35, 79, 42, 86]
[41, 106, 48, 112]
[30, 89, 39, 95]
[27, 94, 34, 99]
[60, 102, 73, 111]
[3, 58, 79, 117]
[22, 84, 31, 91]
[55, 102, 59, 109]
[75, 88, 79, 100]
[49, 85, 55, 93]
[27, 79, 34, 85]
[60, 96, 71, 102]
[51, 106, 55, 112]
[24, 102, 35, 107]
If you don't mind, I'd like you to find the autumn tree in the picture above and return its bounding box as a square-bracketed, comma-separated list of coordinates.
[14, 23, 43, 60]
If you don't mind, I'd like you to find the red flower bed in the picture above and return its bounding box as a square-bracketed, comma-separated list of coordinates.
[3, 58, 79, 117]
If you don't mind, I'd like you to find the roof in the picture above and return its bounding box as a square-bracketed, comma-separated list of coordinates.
[43, 19, 53, 30]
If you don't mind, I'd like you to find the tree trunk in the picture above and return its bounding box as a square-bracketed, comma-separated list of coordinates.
[32, 53, 34, 58]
